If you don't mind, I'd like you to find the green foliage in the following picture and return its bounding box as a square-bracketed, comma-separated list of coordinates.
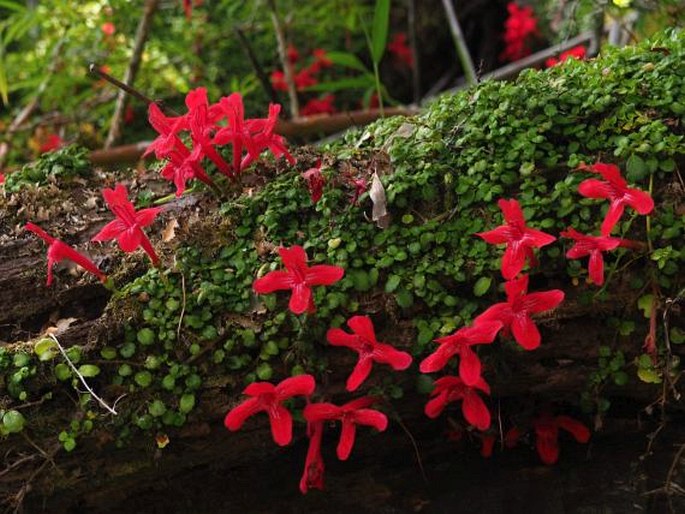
[4, 145, 91, 192]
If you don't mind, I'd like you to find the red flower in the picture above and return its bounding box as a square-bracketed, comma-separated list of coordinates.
[476, 275, 565, 350]
[577, 162, 654, 235]
[144, 102, 189, 159]
[214, 95, 294, 177]
[92, 184, 162, 266]
[500, 2, 539, 62]
[186, 87, 232, 177]
[327, 315, 413, 392]
[560, 227, 639, 285]
[419, 321, 502, 385]
[124, 105, 135, 124]
[349, 177, 368, 205]
[182, 0, 202, 19]
[253, 245, 344, 314]
[0, 172, 4, 185]
[294, 67, 318, 90]
[287, 44, 300, 64]
[270, 70, 288, 92]
[504, 426, 524, 448]
[160, 145, 214, 197]
[39, 134, 63, 154]
[300, 95, 337, 117]
[224, 375, 316, 446]
[533, 412, 590, 465]
[480, 434, 496, 457]
[312, 48, 332, 68]
[301, 160, 325, 203]
[304, 397, 388, 460]
[545, 45, 586, 68]
[424, 376, 491, 431]
[387, 33, 413, 68]
[476, 198, 556, 279]
[101, 22, 115, 36]
[25, 223, 107, 286]
[299, 420, 325, 494]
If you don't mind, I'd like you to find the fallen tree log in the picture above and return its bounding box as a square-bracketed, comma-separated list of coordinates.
[1, 31, 684, 513]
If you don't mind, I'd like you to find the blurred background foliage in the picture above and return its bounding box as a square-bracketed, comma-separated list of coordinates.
[0, 0, 683, 165]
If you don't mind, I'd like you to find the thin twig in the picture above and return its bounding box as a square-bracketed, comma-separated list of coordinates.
[177, 273, 187, 340]
[104, 0, 160, 148]
[267, 0, 299, 118]
[391, 412, 428, 485]
[49, 334, 117, 416]
[441, 0, 477, 86]
[234, 26, 281, 106]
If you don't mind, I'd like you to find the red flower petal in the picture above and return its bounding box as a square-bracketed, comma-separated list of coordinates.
[424, 391, 449, 419]
[556, 415, 590, 443]
[346, 315, 376, 343]
[353, 409, 388, 432]
[243, 381, 276, 396]
[577, 178, 613, 200]
[268, 404, 294, 446]
[459, 345, 483, 386]
[523, 290, 565, 314]
[501, 240, 527, 279]
[224, 397, 261, 431]
[253, 270, 294, 293]
[305, 264, 345, 286]
[481, 434, 496, 457]
[346, 357, 373, 392]
[275, 374, 316, 399]
[117, 227, 143, 253]
[304, 403, 342, 423]
[625, 189, 654, 215]
[337, 420, 357, 460]
[462, 390, 491, 430]
[289, 283, 313, 314]
[536, 434, 559, 464]
[326, 328, 360, 349]
[588, 250, 605, 285]
[374, 343, 412, 370]
[419, 344, 455, 373]
[511, 313, 541, 350]
[92, 219, 127, 242]
[476, 226, 510, 245]
[600, 201, 626, 236]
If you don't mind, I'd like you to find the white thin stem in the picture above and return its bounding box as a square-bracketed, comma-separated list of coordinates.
[49, 334, 118, 416]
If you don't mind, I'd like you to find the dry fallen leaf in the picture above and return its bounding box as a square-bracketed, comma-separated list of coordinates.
[45, 317, 78, 336]
[370, 171, 390, 229]
[161, 218, 179, 242]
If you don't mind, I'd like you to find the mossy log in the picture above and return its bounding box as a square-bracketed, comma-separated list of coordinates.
[1, 31, 684, 512]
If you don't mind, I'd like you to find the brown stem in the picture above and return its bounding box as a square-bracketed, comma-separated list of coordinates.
[104, 0, 160, 149]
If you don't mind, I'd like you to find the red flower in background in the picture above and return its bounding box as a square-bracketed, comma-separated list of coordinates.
[327, 315, 412, 392]
[476, 198, 556, 279]
[561, 227, 640, 285]
[160, 145, 214, 197]
[500, 2, 539, 62]
[387, 33, 413, 68]
[25, 223, 107, 286]
[144, 102, 189, 159]
[224, 375, 316, 446]
[424, 376, 492, 431]
[101, 22, 115, 36]
[577, 162, 654, 236]
[92, 184, 162, 266]
[545, 45, 586, 67]
[252, 245, 344, 314]
[299, 420, 325, 494]
[480, 434, 496, 457]
[304, 397, 388, 461]
[301, 160, 325, 203]
[301, 95, 337, 117]
[312, 48, 333, 69]
[182, 0, 202, 19]
[0, 172, 5, 185]
[419, 321, 502, 385]
[186, 87, 232, 176]
[533, 412, 590, 464]
[39, 133, 64, 154]
[476, 274, 565, 350]
[287, 44, 300, 64]
[270, 70, 288, 92]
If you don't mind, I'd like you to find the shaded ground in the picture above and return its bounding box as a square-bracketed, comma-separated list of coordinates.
[41, 417, 685, 514]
